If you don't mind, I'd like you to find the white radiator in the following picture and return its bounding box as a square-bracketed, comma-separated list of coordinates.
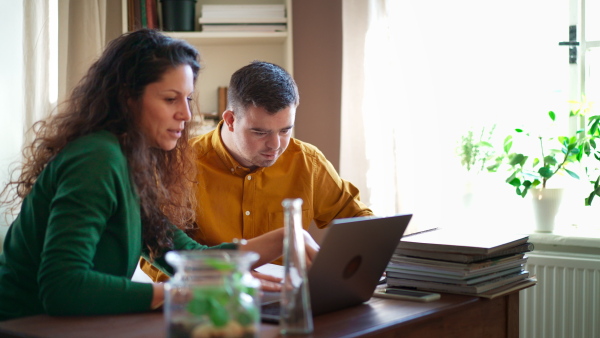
[521, 251, 600, 338]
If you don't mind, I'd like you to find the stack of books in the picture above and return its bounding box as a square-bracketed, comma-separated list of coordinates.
[198, 4, 287, 32]
[386, 228, 537, 298]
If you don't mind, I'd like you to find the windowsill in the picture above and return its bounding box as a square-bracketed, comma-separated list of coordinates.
[528, 230, 600, 255]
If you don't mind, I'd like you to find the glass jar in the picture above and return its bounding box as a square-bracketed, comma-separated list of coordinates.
[164, 250, 261, 338]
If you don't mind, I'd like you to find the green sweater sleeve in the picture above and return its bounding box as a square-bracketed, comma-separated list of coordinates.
[35, 132, 152, 316]
[142, 227, 238, 277]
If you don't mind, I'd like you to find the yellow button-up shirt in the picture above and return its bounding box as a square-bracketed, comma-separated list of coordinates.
[141, 121, 373, 281]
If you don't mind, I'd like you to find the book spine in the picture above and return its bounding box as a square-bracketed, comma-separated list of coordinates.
[140, 0, 148, 28]
[218, 87, 228, 114]
[146, 0, 158, 29]
[127, 0, 136, 31]
[133, 0, 142, 30]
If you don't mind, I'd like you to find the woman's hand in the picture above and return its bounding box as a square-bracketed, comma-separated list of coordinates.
[150, 283, 164, 310]
[251, 270, 283, 292]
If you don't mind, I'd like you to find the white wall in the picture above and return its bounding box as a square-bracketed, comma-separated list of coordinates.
[0, 1, 24, 250]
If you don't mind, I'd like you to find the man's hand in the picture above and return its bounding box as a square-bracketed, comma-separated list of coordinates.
[301, 229, 320, 267]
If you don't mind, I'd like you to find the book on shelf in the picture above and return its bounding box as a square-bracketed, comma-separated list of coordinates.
[127, 0, 141, 31]
[387, 270, 531, 295]
[128, 0, 159, 31]
[140, 0, 147, 28]
[217, 87, 228, 115]
[201, 4, 285, 18]
[398, 227, 529, 255]
[387, 255, 527, 279]
[145, 0, 159, 29]
[395, 241, 534, 264]
[199, 17, 287, 24]
[199, 4, 286, 25]
[201, 24, 287, 33]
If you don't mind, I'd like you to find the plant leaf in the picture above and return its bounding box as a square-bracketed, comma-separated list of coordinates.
[509, 153, 526, 166]
[548, 111, 556, 121]
[558, 136, 569, 145]
[564, 168, 580, 179]
[543, 156, 557, 165]
[503, 136, 513, 153]
[539, 166, 553, 178]
[585, 193, 594, 206]
[507, 176, 521, 187]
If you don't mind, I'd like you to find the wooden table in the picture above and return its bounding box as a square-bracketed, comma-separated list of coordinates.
[0, 292, 519, 338]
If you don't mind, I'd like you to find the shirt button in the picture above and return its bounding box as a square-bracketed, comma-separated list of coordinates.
[247, 176, 252, 180]
[230, 168, 235, 172]
[245, 211, 250, 216]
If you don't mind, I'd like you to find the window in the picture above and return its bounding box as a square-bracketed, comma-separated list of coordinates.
[342, 0, 599, 234]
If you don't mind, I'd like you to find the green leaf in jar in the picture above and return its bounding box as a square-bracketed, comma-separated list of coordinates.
[187, 293, 210, 316]
[208, 297, 230, 327]
[204, 258, 236, 271]
[235, 306, 259, 327]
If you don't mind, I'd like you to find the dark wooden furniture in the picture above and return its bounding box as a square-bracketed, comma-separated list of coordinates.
[0, 292, 518, 338]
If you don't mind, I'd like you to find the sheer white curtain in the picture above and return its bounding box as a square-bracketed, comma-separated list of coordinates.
[23, 1, 52, 146]
[59, 0, 122, 102]
[0, 0, 117, 238]
[341, 0, 447, 233]
[0, 0, 51, 234]
[341, 0, 571, 232]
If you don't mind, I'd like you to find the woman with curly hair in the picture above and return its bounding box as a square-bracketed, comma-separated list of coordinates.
[0, 29, 318, 321]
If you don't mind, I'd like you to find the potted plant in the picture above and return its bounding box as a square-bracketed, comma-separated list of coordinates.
[584, 114, 600, 205]
[485, 109, 597, 232]
[457, 125, 497, 174]
[456, 125, 498, 210]
[487, 110, 585, 198]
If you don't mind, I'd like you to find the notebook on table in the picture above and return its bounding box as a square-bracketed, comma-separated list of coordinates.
[260, 213, 413, 322]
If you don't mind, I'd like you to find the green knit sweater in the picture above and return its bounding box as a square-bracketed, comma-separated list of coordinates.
[0, 131, 235, 320]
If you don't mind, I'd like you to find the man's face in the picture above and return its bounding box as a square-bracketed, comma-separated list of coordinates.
[225, 104, 296, 170]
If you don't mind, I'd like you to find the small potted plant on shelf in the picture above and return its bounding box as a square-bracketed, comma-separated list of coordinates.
[456, 125, 497, 174]
[455, 125, 498, 211]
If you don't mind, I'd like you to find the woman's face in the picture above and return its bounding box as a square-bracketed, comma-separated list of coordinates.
[139, 65, 194, 151]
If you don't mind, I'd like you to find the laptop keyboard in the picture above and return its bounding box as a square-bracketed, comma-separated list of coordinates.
[261, 302, 281, 315]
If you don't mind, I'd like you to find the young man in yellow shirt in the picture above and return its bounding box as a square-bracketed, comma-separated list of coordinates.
[141, 61, 373, 282]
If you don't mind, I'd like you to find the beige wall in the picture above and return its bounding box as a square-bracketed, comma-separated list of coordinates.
[292, 0, 343, 171]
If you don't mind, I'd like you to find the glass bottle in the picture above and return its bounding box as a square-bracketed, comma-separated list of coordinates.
[280, 198, 314, 334]
[164, 250, 261, 338]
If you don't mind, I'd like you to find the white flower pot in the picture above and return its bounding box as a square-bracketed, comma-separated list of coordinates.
[530, 188, 564, 233]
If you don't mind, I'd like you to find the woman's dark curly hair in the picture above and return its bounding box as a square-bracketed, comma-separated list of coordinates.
[0, 29, 201, 260]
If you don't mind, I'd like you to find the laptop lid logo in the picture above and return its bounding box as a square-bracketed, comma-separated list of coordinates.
[343, 255, 362, 279]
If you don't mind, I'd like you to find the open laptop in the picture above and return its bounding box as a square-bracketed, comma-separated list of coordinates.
[260, 213, 412, 322]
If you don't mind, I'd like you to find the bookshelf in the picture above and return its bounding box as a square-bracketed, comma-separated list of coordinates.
[121, 0, 293, 127]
